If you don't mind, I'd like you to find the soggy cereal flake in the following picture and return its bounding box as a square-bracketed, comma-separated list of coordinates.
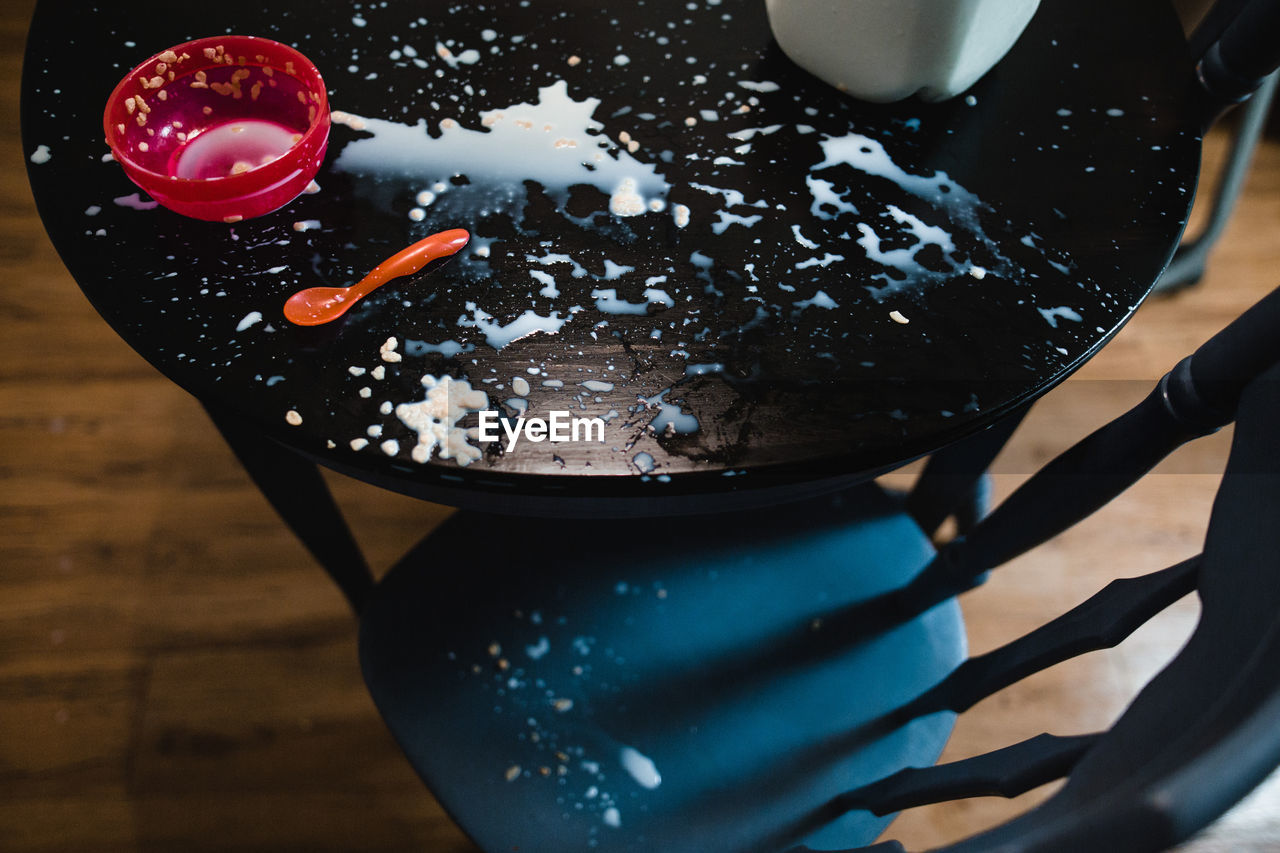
[329, 110, 368, 131]
[380, 337, 403, 363]
[396, 375, 489, 466]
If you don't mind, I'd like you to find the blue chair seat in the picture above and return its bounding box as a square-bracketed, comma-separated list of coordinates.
[360, 483, 965, 852]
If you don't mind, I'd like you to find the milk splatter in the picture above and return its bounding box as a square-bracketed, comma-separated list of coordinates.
[332, 80, 669, 224]
[619, 746, 662, 789]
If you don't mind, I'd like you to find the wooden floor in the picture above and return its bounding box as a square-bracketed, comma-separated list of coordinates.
[3, 0, 1279, 848]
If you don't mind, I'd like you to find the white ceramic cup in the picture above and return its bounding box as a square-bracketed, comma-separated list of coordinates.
[764, 0, 1042, 102]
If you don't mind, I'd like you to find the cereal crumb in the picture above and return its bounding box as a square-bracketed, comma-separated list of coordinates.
[567, 55, 581, 66]
[285, 410, 303, 426]
[504, 765, 521, 782]
[329, 110, 367, 131]
[968, 265, 987, 280]
[889, 310, 910, 325]
[350, 437, 369, 451]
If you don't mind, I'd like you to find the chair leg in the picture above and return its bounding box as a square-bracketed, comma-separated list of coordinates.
[203, 402, 373, 612]
[1156, 70, 1278, 294]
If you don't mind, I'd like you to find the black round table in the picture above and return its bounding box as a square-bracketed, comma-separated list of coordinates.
[22, 0, 1200, 515]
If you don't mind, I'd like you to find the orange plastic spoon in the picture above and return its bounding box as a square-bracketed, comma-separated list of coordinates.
[283, 228, 470, 326]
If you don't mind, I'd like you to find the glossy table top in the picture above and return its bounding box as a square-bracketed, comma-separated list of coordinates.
[22, 0, 1201, 508]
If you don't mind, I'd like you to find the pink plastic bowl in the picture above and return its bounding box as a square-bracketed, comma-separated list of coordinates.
[103, 35, 330, 222]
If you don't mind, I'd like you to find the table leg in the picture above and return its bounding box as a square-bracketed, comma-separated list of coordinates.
[202, 402, 373, 613]
[904, 403, 1030, 539]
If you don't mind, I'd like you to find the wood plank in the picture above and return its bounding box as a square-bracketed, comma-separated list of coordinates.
[131, 640, 474, 851]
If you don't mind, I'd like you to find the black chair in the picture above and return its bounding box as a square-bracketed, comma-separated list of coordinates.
[355, 280, 1280, 852]
[348, 2, 1280, 851]
[1158, 0, 1280, 293]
